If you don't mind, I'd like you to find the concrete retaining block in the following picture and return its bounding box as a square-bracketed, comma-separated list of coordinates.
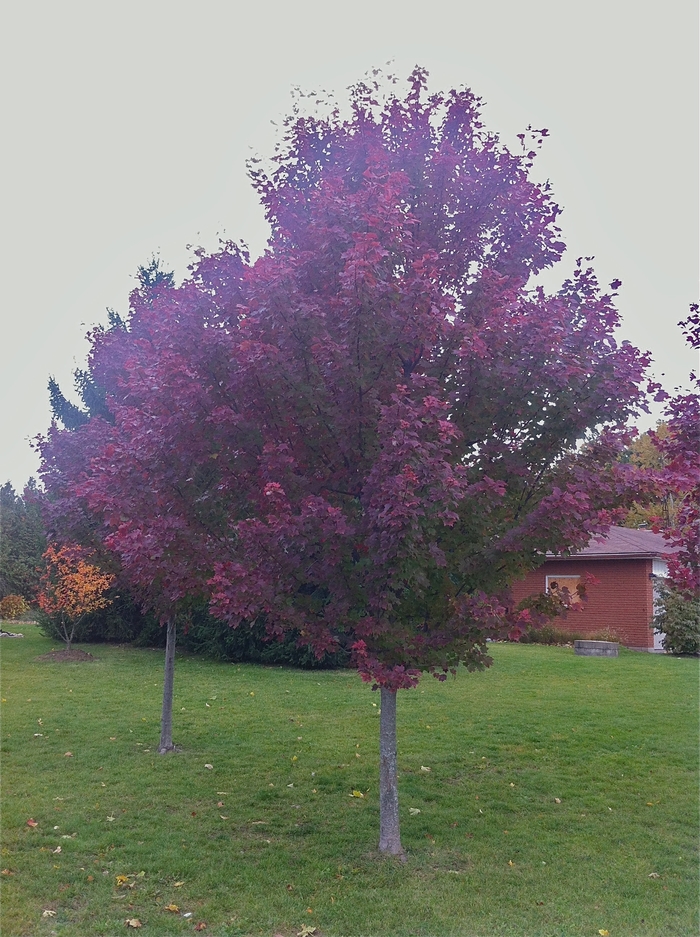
[574, 640, 618, 657]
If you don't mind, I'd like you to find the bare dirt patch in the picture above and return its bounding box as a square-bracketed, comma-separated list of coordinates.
[35, 649, 96, 662]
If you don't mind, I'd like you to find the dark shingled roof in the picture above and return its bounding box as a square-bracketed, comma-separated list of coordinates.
[547, 526, 676, 560]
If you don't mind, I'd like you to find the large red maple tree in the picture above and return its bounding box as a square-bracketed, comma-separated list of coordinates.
[40, 69, 660, 852]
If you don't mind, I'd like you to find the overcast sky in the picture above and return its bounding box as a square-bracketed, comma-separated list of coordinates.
[1, 0, 697, 490]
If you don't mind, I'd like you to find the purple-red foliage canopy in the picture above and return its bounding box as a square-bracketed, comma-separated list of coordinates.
[40, 69, 659, 686]
[653, 307, 700, 595]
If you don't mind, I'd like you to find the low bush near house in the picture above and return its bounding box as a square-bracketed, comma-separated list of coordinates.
[590, 627, 622, 643]
[518, 624, 586, 645]
[654, 582, 700, 656]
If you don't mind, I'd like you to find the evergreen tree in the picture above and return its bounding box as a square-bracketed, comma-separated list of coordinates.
[48, 257, 173, 429]
[0, 480, 47, 600]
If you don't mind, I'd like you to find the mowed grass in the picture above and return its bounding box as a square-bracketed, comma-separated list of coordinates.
[1, 627, 697, 937]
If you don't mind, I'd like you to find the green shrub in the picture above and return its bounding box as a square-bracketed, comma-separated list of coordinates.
[654, 582, 700, 656]
[84, 591, 160, 644]
[0, 594, 29, 621]
[178, 607, 350, 669]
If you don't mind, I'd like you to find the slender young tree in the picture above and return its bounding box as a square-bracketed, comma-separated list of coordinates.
[37, 543, 114, 651]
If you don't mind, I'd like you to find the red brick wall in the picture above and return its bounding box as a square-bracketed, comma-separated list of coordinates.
[510, 558, 655, 649]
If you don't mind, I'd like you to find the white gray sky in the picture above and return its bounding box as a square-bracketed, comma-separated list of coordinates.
[2, 0, 697, 490]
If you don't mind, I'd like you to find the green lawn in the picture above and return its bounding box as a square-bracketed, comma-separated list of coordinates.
[1, 627, 697, 937]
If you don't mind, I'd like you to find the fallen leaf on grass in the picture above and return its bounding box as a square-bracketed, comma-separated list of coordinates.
[217, 801, 225, 807]
[598, 931, 609, 936]
[125, 919, 142, 928]
[1, 869, 13, 875]
[220, 815, 229, 820]
[106, 815, 116, 822]
[174, 881, 185, 887]
[648, 871, 660, 878]
[204, 764, 213, 770]
[297, 925, 316, 936]
[165, 903, 180, 912]
[408, 807, 421, 815]
[554, 798, 561, 804]
[508, 860, 514, 867]
[52, 846, 62, 854]
[420, 766, 431, 772]
[64, 752, 73, 757]
[26, 818, 38, 827]
[350, 790, 364, 798]
[116, 875, 130, 886]
[194, 924, 207, 932]
[42, 909, 57, 917]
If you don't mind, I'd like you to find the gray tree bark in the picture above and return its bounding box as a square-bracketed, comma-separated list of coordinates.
[378, 687, 404, 856]
[158, 618, 177, 753]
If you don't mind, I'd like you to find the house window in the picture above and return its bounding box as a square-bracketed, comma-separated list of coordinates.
[546, 575, 582, 605]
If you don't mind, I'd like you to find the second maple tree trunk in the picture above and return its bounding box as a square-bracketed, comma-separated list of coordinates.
[378, 687, 404, 855]
[158, 618, 177, 753]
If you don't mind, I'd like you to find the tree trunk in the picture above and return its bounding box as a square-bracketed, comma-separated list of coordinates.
[62, 615, 74, 653]
[378, 687, 404, 856]
[158, 619, 177, 753]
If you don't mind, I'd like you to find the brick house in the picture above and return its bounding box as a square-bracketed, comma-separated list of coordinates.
[510, 526, 674, 651]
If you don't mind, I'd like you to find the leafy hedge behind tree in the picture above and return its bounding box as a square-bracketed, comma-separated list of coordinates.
[74, 594, 349, 668]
